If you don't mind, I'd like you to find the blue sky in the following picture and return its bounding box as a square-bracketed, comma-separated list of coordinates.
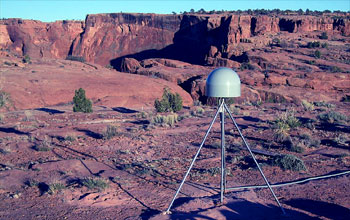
[1, 0, 349, 22]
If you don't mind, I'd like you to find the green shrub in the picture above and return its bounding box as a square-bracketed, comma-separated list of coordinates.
[306, 60, 316, 65]
[341, 95, 350, 102]
[307, 41, 320, 48]
[22, 55, 31, 64]
[80, 177, 109, 191]
[330, 66, 342, 73]
[64, 134, 76, 142]
[314, 101, 336, 108]
[273, 121, 290, 143]
[318, 111, 348, 124]
[319, 32, 328, 40]
[191, 107, 205, 116]
[0, 91, 11, 109]
[151, 113, 178, 127]
[272, 110, 301, 143]
[271, 154, 307, 171]
[271, 38, 281, 46]
[334, 134, 349, 146]
[314, 50, 321, 59]
[301, 100, 314, 111]
[230, 105, 241, 115]
[48, 182, 66, 195]
[102, 125, 118, 140]
[33, 138, 51, 152]
[289, 144, 305, 153]
[154, 88, 183, 112]
[274, 110, 301, 129]
[321, 42, 328, 48]
[66, 55, 85, 63]
[297, 134, 320, 148]
[73, 88, 93, 113]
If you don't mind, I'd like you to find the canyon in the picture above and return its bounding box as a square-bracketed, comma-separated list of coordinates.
[1, 13, 350, 109]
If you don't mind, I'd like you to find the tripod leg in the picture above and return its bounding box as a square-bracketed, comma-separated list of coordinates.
[220, 101, 226, 203]
[223, 103, 286, 215]
[164, 102, 223, 214]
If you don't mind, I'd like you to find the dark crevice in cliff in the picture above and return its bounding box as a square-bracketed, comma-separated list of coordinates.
[68, 22, 86, 57]
[279, 18, 295, 33]
[333, 18, 345, 30]
[250, 17, 257, 36]
[230, 52, 249, 63]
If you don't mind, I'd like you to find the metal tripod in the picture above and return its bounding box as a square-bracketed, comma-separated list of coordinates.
[164, 99, 285, 215]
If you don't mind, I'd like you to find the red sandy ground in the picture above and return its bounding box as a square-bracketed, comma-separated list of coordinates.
[0, 30, 350, 219]
[0, 102, 349, 219]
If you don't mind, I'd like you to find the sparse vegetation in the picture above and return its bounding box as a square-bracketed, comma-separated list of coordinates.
[341, 95, 350, 102]
[307, 41, 320, 48]
[32, 138, 51, 152]
[64, 134, 76, 142]
[190, 106, 205, 116]
[66, 55, 86, 63]
[314, 50, 321, 58]
[24, 179, 39, 187]
[289, 143, 305, 153]
[239, 62, 255, 71]
[23, 110, 34, 121]
[297, 133, 321, 148]
[314, 101, 336, 108]
[73, 88, 93, 113]
[0, 91, 11, 109]
[318, 111, 348, 124]
[272, 110, 301, 143]
[270, 154, 307, 171]
[22, 55, 31, 64]
[80, 177, 109, 191]
[154, 88, 183, 112]
[48, 182, 66, 195]
[230, 105, 241, 115]
[0, 113, 4, 123]
[151, 113, 178, 127]
[272, 120, 291, 143]
[102, 125, 118, 140]
[334, 134, 349, 146]
[306, 60, 316, 65]
[301, 100, 314, 111]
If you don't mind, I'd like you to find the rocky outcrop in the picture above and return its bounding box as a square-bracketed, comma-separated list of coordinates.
[1, 13, 349, 66]
[0, 19, 83, 59]
[71, 13, 181, 65]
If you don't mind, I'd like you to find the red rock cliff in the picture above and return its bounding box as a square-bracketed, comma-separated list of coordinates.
[0, 19, 83, 59]
[1, 13, 349, 65]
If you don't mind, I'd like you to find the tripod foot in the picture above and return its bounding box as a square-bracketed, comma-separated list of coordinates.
[162, 210, 172, 215]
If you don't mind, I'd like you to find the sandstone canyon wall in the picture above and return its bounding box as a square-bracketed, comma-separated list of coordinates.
[1, 13, 349, 66]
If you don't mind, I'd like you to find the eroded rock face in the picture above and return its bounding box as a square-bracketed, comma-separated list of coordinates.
[1, 13, 349, 66]
[0, 19, 83, 59]
[71, 13, 182, 65]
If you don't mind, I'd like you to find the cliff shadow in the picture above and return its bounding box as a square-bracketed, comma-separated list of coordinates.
[110, 16, 230, 71]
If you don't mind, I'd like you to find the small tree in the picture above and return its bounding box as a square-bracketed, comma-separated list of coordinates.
[314, 50, 321, 59]
[154, 88, 183, 112]
[320, 32, 328, 40]
[73, 88, 92, 113]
